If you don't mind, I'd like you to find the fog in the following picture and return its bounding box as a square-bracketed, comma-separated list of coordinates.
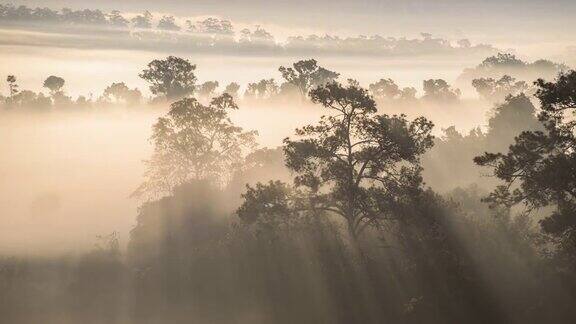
[2, 2, 576, 324]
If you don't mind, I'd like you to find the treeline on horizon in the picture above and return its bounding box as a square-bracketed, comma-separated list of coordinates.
[0, 3, 497, 56]
[0, 53, 568, 112]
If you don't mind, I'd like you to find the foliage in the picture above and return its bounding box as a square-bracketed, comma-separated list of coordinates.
[245, 78, 279, 99]
[102, 82, 142, 106]
[133, 94, 257, 199]
[139, 56, 197, 101]
[43, 75, 65, 94]
[197, 81, 219, 99]
[472, 75, 529, 102]
[157, 15, 181, 31]
[131, 11, 152, 29]
[422, 79, 460, 103]
[279, 59, 339, 97]
[238, 81, 434, 237]
[475, 71, 576, 268]
[369, 78, 417, 102]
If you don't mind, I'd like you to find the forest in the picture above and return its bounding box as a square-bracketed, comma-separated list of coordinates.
[1, 1, 576, 324]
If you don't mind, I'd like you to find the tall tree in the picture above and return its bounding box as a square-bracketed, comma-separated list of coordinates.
[6, 75, 18, 97]
[238, 81, 434, 237]
[139, 56, 197, 101]
[133, 94, 257, 199]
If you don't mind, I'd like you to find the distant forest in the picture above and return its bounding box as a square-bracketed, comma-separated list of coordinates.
[0, 3, 497, 57]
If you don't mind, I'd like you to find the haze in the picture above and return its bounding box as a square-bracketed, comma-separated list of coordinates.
[1, 1, 576, 323]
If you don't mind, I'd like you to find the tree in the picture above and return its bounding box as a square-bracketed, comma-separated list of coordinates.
[131, 11, 152, 29]
[479, 53, 526, 69]
[485, 93, 541, 150]
[189, 17, 234, 35]
[139, 56, 197, 101]
[457, 39, 472, 48]
[6, 75, 18, 97]
[472, 75, 528, 102]
[43, 75, 65, 95]
[157, 15, 180, 31]
[102, 82, 142, 106]
[107, 10, 128, 28]
[244, 79, 279, 100]
[400, 87, 418, 101]
[279, 59, 339, 97]
[474, 71, 576, 268]
[238, 81, 434, 237]
[369, 78, 401, 100]
[4, 89, 52, 110]
[422, 79, 460, 103]
[197, 81, 219, 99]
[133, 94, 257, 199]
[368, 79, 417, 103]
[223, 82, 240, 99]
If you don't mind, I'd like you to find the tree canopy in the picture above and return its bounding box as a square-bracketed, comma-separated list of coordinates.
[133, 94, 257, 199]
[43, 75, 65, 95]
[279, 59, 339, 97]
[238, 81, 434, 237]
[139, 56, 197, 101]
[475, 71, 576, 266]
[472, 75, 528, 102]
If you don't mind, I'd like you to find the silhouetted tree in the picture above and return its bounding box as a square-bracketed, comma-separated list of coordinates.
[279, 59, 339, 97]
[369, 78, 401, 100]
[197, 81, 219, 99]
[139, 56, 197, 101]
[475, 71, 576, 269]
[368, 78, 418, 103]
[422, 79, 460, 103]
[131, 11, 152, 29]
[459, 53, 569, 87]
[472, 75, 528, 102]
[245, 79, 279, 100]
[480, 53, 525, 69]
[157, 15, 180, 31]
[189, 17, 234, 35]
[107, 10, 128, 28]
[102, 82, 142, 106]
[133, 94, 257, 198]
[5, 89, 51, 110]
[485, 94, 540, 150]
[43, 75, 65, 95]
[238, 81, 434, 237]
[6, 75, 18, 97]
[223, 82, 240, 99]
